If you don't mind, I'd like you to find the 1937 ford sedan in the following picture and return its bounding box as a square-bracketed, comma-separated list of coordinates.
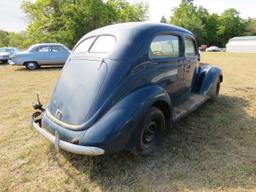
[31, 22, 223, 156]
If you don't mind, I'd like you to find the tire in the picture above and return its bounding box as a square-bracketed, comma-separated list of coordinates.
[211, 78, 221, 99]
[25, 62, 39, 70]
[131, 106, 165, 156]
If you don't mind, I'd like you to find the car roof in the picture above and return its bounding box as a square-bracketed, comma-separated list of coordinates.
[28, 43, 70, 51]
[83, 22, 193, 40]
[75, 22, 193, 60]
[32, 43, 65, 46]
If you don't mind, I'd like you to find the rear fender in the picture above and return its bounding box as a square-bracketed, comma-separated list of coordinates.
[192, 64, 222, 95]
[80, 85, 171, 153]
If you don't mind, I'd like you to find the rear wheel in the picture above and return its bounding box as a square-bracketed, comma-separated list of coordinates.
[25, 62, 39, 70]
[131, 107, 165, 156]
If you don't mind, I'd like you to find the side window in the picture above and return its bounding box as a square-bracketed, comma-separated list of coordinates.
[38, 46, 49, 52]
[149, 35, 180, 59]
[51, 46, 64, 52]
[185, 38, 196, 57]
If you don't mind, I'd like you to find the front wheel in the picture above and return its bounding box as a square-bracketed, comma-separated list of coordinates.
[25, 62, 39, 70]
[131, 107, 165, 156]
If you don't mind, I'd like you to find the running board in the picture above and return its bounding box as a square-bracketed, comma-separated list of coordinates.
[172, 94, 209, 122]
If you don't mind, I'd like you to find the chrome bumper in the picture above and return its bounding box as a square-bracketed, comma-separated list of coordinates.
[30, 113, 105, 156]
[8, 60, 15, 65]
[8, 60, 23, 65]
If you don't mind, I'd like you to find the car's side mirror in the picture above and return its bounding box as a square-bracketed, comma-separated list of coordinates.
[198, 53, 200, 62]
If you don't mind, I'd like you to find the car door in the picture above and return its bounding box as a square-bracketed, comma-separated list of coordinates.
[35, 46, 51, 64]
[183, 37, 199, 94]
[49, 45, 69, 64]
[146, 34, 187, 106]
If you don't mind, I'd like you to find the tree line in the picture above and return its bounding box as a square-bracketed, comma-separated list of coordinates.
[0, 0, 148, 49]
[0, 0, 255, 49]
[167, 0, 255, 47]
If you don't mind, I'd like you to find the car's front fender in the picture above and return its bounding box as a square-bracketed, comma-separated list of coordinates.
[80, 84, 171, 153]
[192, 64, 223, 96]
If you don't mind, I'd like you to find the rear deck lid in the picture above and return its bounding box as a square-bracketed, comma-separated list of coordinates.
[48, 57, 107, 126]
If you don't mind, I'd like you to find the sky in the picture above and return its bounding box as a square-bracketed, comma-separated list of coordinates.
[0, 0, 255, 32]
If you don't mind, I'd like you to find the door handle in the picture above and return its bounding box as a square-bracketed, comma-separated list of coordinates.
[177, 58, 185, 63]
[184, 64, 191, 72]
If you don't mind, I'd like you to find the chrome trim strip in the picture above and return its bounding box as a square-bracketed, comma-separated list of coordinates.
[46, 108, 82, 129]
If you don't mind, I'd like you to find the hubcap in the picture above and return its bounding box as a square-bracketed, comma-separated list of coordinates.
[27, 63, 36, 69]
[142, 121, 158, 148]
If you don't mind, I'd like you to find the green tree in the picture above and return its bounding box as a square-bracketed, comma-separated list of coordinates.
[22, 0, 148, 48]
[244, 18, 256, 35]
[7, 31, 29, 48]
[170, 1, 246, 47]
[170, 0, 206, 45]
[107, 0, 148, 22]
[217, 9, 246, 47]
[0, 30, 9, 47]
[204, 13, 219, 46]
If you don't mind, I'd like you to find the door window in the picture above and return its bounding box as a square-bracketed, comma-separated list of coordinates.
[149, 35, 180, 59]
[185, 38, 196, 57]
[51, 46, 64, 52]
[38, 46, 50, 52]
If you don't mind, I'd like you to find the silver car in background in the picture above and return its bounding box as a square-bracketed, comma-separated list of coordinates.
[206, 46, 222, 52]
[9, 43, 70, 70]
[0, 47, 19, 63]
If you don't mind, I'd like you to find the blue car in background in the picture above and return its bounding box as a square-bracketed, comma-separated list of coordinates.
[9, 43, 70, 70]
[0, 47, 19, 63]
[31, 23, 223, 156]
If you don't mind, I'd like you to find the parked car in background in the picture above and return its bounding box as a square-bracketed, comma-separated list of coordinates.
[0, 47, 19, 63]
[206, 46, 221, 52]
[199, 44, 207, 52]
[31, 22, 223, 156]
[9, 43, 70, 70]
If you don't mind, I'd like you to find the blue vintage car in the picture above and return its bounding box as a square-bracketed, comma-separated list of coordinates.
[9, 43, 70, 70]
[31, 23, 223, 156]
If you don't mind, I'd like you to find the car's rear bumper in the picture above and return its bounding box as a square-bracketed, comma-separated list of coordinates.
[0, 56, 9, 61]
[30, 112, 105, 156]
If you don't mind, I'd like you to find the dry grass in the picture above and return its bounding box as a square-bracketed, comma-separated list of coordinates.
[0, 52, 256, 192]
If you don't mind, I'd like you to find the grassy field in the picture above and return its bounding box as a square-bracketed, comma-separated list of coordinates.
[0, 52, 256, 192]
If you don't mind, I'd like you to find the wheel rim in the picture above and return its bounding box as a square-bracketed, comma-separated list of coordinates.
[27, 62, 36, 70]
[142, 120, 158, 148]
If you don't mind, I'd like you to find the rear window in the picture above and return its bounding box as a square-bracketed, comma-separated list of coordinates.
[90, 36, 116, 53]
[73, 35, 116, 54]
[185, 38, 196, 56]
[73, 37, 95, 53]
